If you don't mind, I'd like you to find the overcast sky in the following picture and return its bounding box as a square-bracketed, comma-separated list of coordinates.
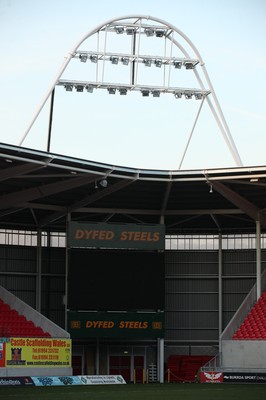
[1, 0, 265, 170]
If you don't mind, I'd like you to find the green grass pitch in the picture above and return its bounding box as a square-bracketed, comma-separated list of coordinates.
[0, 383, 265, 400]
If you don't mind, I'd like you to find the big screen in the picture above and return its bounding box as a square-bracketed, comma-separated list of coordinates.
[68, 249, 165, 311]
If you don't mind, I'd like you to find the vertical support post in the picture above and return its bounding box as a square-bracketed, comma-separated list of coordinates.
[157, 338, 160, 381]
[36, 229, 42, 312]
[159, 338, 164, 383]
[130, 347, 134, 383]
[218, 233, 222, 352]
[64, 213, 70, 331]
[82, 345, 86, 375]
[107, 346, 109, 375]
[95, 337, 100, 374]
[256, 220, 261, 300]
[131, 32, 136, 85]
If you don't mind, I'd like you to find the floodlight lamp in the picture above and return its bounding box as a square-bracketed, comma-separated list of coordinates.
[184, 92, 193, 99]
[115, 26, 124, 34]
[86, 85, 94, 93]
[195, 92, 203, 100]
[152, 90, 160, 97]
[75, 85, 84, 92]
[185, 62, 194, 70]
[90, 55, 98, 63]
[110, 56, 119, 65]
[126, 27, 136, 35]
[141, 90, 150, 97]
[64, 84, 73, 92]
[79, 54, 88, 63]
[174, 92, 182, 99]
[173, 61, 182, 69]
[155, 29, 165, 37]
[108, 87, 116, 94]
[143, 58, 152, 67]
[119, 88, 127, 95]
[154, 59, 162, 68]
[121, 57, 129, 65]
[144, 28, 155, 37]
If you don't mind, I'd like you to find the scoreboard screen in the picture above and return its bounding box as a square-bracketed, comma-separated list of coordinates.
[68, 249, 165, 311]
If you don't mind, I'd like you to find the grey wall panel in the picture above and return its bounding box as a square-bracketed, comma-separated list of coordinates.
[165, 293, 218, 310]
[166, 279, 218, 292]
[166, 329, 218, 341]
[166, 311, 218, 328]
[0, 246, 36, 272]
[223, 278, 256, 293]
[42, 248, 65, 274]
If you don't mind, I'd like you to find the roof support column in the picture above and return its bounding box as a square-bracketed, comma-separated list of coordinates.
[36, 228, 42, 312]
[256, 219, 262, 300]
[157, 337, 164, 383]
[218, 233, 222, 352]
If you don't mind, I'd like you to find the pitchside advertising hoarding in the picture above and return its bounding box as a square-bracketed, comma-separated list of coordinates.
[67, 222, 165, 250]
[68, 311, 164, 339]
[0, 338, 71, 369]
[200, 371, 266, 383]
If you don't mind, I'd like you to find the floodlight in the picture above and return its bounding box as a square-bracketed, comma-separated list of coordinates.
[174, 92, 182, 99]
[155, 29, 165, 37]
[154, 59, 162, 68]
[79, 54, 88, 63]
[64, 84, 73, 92]
[143, 58, 152, 67]
[90, 55, 98, 63]
[141, 90, 150, 97]
[194, 92, 203, 100]
[184, 92, 193, 99]
[76, 85, 84, 92]
[119, 88, 127, 95]
[173, 61, 182, 69]
[121, 57, 129, 65]
[115, 26, 124, 34]
[184, 62, 194, 69]
[126, 28, 136, 35]
[152, 90, 160, 97]
[110, 56, 119, 64]
[108, 87, 116, 94]
[86, 85, 94, 93]
[144, 28, 155, 37]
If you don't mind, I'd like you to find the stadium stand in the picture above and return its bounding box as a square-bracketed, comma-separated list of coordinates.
[0, 298, 50, 337]
[232, 290, 266, 340]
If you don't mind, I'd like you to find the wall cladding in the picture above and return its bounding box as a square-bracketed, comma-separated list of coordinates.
[165, 249, 265, 345]
[0, 245, 265, 343]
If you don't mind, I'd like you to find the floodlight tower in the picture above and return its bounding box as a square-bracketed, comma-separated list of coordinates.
[19, 15, 242, 168]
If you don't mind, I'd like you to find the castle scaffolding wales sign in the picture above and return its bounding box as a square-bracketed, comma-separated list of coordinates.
[68, 222, 165, 250]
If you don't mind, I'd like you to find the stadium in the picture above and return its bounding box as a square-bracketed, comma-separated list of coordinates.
[0, 14, 265, 396]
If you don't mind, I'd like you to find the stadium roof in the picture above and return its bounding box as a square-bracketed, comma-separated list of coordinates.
[0, 142, 266, 235]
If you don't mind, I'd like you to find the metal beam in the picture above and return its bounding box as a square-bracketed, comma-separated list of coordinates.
[211, 181, 266, 227]
[0, 174, 98, 210]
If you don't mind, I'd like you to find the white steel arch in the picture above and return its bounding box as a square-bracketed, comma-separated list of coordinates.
[19, 15, 242, 168]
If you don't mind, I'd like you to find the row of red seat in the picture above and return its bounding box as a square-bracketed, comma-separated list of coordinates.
[232, 290, 266, 340]
[0, 298, 50, 337]
[167, 355, 212, 382]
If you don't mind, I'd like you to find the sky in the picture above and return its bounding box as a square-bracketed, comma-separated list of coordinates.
[0, 0, 266, 171]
